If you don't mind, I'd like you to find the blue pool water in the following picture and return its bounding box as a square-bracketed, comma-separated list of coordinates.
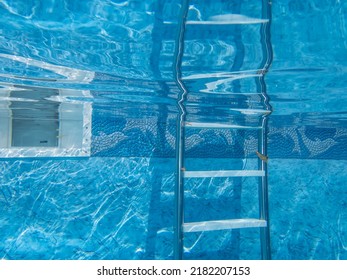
[0, 0, 346, 259]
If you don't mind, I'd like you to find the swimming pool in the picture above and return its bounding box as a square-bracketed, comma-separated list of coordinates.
[0, 0, 346, 260]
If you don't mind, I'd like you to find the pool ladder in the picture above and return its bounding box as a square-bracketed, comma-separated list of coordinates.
[173, 0, 273, 260]
[174, 117, 271, 260]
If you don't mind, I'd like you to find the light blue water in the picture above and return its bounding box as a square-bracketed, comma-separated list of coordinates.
[0, 0, 346, 259]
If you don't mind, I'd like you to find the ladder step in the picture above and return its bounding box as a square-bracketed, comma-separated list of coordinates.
[183, 219, 267, 232]
[184, 122, 262, 129]
[182, 73, 260, 81]
[229, 108, 271, 115]
[188, 91, 265, 96]
[183, 170, 265, 178]
[185, 107, 271, 116]
[164, 17, 269, 26]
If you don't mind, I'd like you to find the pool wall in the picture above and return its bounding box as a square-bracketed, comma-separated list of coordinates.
[0, 0, 346, 260]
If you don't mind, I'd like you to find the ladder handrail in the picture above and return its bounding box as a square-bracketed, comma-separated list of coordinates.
[259, 117, 271, 260]
[257, 0, 274, 260]
[173, 0, 190, 260]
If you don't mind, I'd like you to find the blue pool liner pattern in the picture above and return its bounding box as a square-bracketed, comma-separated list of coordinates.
[1, 157, 346, 260]
[91, 112, 347, 159]
[0, 0, 346, 261]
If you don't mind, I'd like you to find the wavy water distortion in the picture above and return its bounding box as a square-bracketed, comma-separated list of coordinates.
[0, 0, 346, 260]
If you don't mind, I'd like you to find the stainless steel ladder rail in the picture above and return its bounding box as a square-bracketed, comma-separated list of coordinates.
[174, 0, 273, 260]
[257, 0, 273, 260]
[173, 0, 189, 260]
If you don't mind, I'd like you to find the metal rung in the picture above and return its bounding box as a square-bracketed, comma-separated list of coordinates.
[184, 122, 262, 129]
[184, 107, 271, 116]
[188, 91, 265, 96]
[183, 219, 267, 232]
[229, 108, 271, 115]
[183, 170, 265, 178]
[182, 73, 260, 81]
[164, 18, 269, 26]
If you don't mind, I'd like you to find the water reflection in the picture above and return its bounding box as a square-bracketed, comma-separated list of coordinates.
[0, 84, 92, 157]
[10, 86, 59, 147]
